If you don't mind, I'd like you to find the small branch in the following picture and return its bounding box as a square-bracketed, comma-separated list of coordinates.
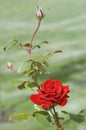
[58, 126, 64, 130]
[28, 20, 41, 59]
[11, 68, 18, 73]
[52, 106, 61, 128]
[52, 106, 64, 130]
[30, 20, 41, 45]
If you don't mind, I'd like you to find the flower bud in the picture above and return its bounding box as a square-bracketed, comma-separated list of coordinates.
[35, 7, 44, 20]
[6, 62, 13, 69]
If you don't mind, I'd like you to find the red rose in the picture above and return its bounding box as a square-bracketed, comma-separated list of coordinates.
[30, 79, 70, 110]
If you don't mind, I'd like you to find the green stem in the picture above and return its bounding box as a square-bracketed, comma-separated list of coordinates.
[32, 74, 40, 89]
[52, 106, 64, 130]
[52, 106, 61, 129]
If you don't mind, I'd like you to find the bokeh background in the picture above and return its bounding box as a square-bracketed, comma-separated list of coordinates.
[0, 0, 86, 130]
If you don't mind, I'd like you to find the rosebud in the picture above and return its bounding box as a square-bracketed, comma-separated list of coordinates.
[6, 62, 13, 69]
[35, 7, 44, 20]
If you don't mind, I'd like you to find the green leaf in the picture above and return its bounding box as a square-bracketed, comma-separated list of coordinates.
[33, 111, 51, 126]
[25, 82, 36, 89]
[61, 110, 69, 114]
[3, 39, 21, 51]
[3, 40, 15, 51]
[18, 81, 26, 89]
[9, 111, 32, 121]
[69, 113, 85, 123]
[11, 80, 22, 84]
[62, 110, 85, 123]
[36, 55, 48, 63]
[79, 109, 86, 117]
[30, 60, 46, 75]
[19, 61, 31, 73]
[18, 81, 36, 90]
[33, 56, 48, 69]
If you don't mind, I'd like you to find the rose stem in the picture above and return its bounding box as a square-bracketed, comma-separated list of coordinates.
[29, 20, 41, 59]
[52, 106, 63, 130]
[11, 68, 17, 73]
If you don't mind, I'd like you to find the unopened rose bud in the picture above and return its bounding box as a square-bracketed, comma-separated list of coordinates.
[6, 62, 13, 69]
[35, 7, 44, 20]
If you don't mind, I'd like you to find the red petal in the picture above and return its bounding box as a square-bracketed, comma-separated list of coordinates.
[58, 99, 67, 106]
[30, 94, 42, 105]
[42, 101, 54, 109]
[60, 86, 70, 99]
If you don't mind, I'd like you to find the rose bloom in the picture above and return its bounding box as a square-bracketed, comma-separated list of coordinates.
[30, 79, 70, 110]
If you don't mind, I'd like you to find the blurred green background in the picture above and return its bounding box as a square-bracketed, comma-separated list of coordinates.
[0, 0, 86, 130]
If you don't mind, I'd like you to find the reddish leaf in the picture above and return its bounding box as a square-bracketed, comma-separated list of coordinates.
[47, 50, 62, 57]
[23, 43, 32, 47]
[33, 45, 41, 49]
[42, 41, 49, 44]
[54, 50, 62, 53]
